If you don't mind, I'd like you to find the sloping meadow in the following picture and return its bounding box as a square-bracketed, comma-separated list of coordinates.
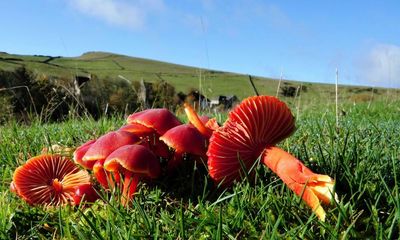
[0, 100, 399, 239]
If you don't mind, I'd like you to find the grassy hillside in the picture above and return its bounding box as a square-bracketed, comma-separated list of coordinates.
[1, 51, 399, 112]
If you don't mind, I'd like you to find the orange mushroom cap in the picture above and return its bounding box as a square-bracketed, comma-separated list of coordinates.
[160, 124, 208, 170]
[73, 183, 100, 205]
[124, 109, 181, 158]
[92, 158, 121, 189]
[119, 123, 171, 158]
[207, 95, 336, 221]
[126, 109, 182, 136]
[73, 139, 96, 169]
[103, 145, 161, 205]
[104, 145, 161, 178]
[12, 154, 90, 206]
[160, 124, 207, 156]
[82, 131, 140, 169]
[196, 115, 220, 131]
[119, 123, 155, 137]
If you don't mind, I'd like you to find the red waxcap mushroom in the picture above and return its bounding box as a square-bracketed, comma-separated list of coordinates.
[92, 158, 121, 189]
[103, 145, 161, 205]
[77, 131, 140, 189]
[184, 103, 217, 138]
[207, 95, 336, 221]
[196, 115, 220, 132]
[73, 183, 100, 205]
[82, 131, 140, 167]
[119, 122, 155, 137]
[73, 139, 96, 169]
[204, 118, 219, 131]
[120, 123, 170, 158]
[127, 108, 181, 136]
[160, 124, 208, 170]
[12, 154, 90, 206]
[124, 109, 181, 158]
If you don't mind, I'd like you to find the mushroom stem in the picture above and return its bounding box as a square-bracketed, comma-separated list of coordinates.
[93, 159, 120, 189]
[184, 103, 213, 138]
[262, 146, 336, 221]
[52, 179, 63, 193]
[121, 172, 140, 206]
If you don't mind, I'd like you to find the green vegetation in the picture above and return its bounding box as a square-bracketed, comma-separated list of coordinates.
[0, 65, 178, 122]
[1, 51, 399, 109]
[1, 99, 399, 239]
[1, 51, 399, 238]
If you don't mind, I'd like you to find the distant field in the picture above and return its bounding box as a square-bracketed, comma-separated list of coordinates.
[1, 51, 399, 111]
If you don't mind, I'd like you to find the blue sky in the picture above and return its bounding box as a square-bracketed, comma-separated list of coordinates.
[1, 0, 399, 88]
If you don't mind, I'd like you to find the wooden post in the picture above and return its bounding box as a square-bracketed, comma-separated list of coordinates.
[139, 78, 148, 109]
[248, 75, 259, 96]
[199, 69, 202, 111]
[335, 68, 339, 128]
[276, 69, 283, 98]
[296, 83, 302, 120]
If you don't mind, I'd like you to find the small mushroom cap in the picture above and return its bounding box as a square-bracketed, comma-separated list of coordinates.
[82, 131, 140, 167]
[207, 96, 295, 185]
[73, 183, 99, 205]
[196, 115, 219, 131]
[104, 145, 161, 179]
[119, 123, 155, 137]
[12, 154, 90, 206]
[73, 139, 97, 169]
[205, 118, 219, 131]
[120, 122, 170, 158]
[160, 124, 207, 156]
[127, 109, 181, 135]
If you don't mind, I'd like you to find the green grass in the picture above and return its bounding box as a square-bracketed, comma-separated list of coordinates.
[2, 51, 400, 108]
[1, 99, 399, 239]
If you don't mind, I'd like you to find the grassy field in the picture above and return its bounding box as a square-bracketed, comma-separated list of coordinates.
[1, 51, 400, 109]
[1, 98, 399, 239]
[1, 51, 400, 238]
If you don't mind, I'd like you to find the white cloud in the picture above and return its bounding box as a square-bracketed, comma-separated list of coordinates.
[356, 43, 400, 88]
[67, 0, 165, 29]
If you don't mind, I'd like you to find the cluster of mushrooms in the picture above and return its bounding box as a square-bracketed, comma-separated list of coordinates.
[11, 95, 337, 221]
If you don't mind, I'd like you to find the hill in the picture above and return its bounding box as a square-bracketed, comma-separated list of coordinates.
[1, 51, 399, 111]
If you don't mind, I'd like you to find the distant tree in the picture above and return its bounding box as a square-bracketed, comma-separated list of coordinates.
[280, 85, 297, 97]
[150, 80, 176, 109]
[0, 67, 73, 122]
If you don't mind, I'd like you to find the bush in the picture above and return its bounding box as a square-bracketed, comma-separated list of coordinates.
[148, 80, 176, 109]
[280, 85, 297, 97]
[0, 68, 178, 122]
[80, 75, 138, 118]
[0, 67, 75, 123]
[0, 94, 13, 123]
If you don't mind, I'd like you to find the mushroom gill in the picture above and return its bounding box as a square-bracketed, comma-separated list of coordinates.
[207, 95, 337, 221]
[12, 154, 90, 206]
